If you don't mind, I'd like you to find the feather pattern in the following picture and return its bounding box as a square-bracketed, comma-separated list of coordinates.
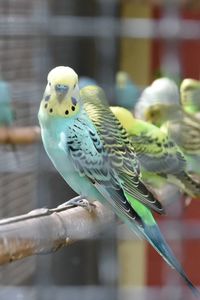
[110, 106, 200, 198]
[79, 87, 164, 213]
[129, 124, 187, 175]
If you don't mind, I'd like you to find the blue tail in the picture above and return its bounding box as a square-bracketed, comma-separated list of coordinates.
[95, 188, 199, 296]
[142, 223, 200, 297]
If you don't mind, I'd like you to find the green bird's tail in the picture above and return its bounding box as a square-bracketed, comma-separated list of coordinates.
[124, 194, 200, 297]
[177, 171, 200, 199]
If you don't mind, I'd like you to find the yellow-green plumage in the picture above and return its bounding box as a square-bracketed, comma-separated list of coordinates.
[162, 114, 200, 155]
[180, 78, 200, 115]
[80, 86, 164, 212]
[171, 79, 200, 173]
[110, 106, 200, 199]
[135, 78, 200, 177]
[80, 86, 198, 295]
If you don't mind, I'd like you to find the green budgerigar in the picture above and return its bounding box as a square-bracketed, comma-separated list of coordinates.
[178, 78, 200, 172]
[135, 77, 200, 177]
[110, 106, 200, 200]
[180, 78, 200, 115]
[165, 79, 200, 175]
[38, 66, 199, 295]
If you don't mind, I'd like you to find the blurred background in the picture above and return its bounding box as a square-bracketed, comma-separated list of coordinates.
[0, 0, 200, 299]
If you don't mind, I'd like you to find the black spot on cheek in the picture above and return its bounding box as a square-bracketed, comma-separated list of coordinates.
[65, 110, 69, 115]
[49, 108, 53, 113]
[71, 106, 75, 111]
[45, 95, 50, 101]
[72, 97, 77, 105]
[44, 103, 48, 109]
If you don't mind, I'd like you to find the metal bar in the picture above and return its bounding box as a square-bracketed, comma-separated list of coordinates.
[0, 16, 199, 39]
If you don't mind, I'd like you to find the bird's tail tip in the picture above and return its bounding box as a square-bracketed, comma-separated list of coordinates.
[143, 223, 199, 297]
[184, 277, 200, 298]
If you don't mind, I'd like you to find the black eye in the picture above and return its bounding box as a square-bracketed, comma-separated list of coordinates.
[65, 110, 69, 115]
[49, 108, 53, 113]
[73, 83, 76, 89]
[71, 106, 75, 111]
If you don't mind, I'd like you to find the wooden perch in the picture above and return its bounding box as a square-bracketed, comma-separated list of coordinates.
[0, 201, 114, 265]
[0, 126, 41, 144]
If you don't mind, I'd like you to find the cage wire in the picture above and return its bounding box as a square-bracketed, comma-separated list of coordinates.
[0, 0, 199, 299]
[0, 0, 46, 290]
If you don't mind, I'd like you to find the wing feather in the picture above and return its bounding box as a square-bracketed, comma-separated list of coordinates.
[63, 118, 144, 222]
[80, 86, 164, 214]
[129, 124, 187, 175]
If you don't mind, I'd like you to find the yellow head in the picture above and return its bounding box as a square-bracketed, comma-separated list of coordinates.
[180, 78, 200, 114]
[180, 78, 200, 94]
[39, 66, 82, 120]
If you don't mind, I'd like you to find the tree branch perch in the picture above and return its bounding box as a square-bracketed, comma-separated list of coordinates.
[0, 126, 41, 144]
[0, 201, 114, 265]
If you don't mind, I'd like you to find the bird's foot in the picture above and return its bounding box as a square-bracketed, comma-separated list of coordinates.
[58, 196, 95, 213]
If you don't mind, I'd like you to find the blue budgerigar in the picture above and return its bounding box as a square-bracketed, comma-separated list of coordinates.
[0, 80, 14, 127]
[114, 71, 141, 110]
[38, 66, 199, 296]
[0, 79, 19, 163]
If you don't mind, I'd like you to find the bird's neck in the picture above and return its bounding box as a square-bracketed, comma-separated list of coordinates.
[39, 105, 90, 137]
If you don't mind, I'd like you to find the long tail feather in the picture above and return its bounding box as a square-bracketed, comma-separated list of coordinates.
[96, 187, 199, 296]
[141, 222, 200, 297]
